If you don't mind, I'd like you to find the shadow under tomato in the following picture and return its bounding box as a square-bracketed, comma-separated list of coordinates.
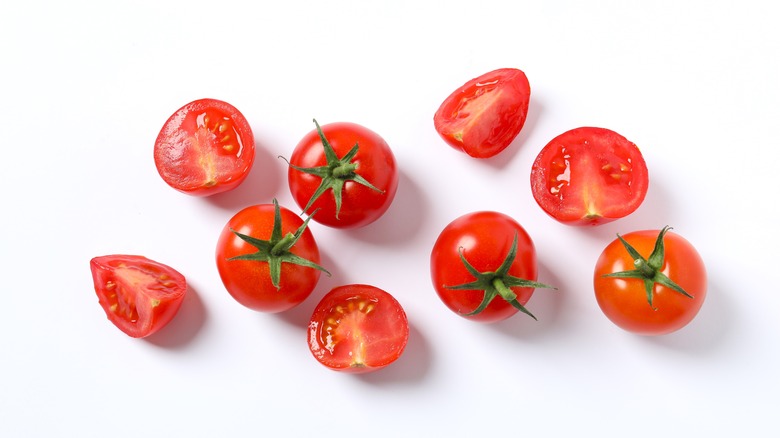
[204, 135, 285, 212]
[354, 321, 431, 386]
[144, 283, 207, 349]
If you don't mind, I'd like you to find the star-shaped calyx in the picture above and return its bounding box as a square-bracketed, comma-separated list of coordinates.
[228, 199, 330, 289]
[446, 233, 556, 320]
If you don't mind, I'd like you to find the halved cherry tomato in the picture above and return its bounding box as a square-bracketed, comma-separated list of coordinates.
[530, 127, 649, 226]
[433, 68, 531, 158]
[283, 119, 398, 228]
[593, 226, 707, 335]
[430, 211, 554, 323]
[308, 284, 408, 373]
[89, 255, 187, 338]
[154, 98, 255, 196]
[215, 199, 329, 313]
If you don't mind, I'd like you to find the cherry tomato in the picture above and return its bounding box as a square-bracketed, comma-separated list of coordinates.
[154, 98, 255, 196]
[593, 226, 707, 335]
[433, 68, 531, 158]
[308, 284, 408, 373]
[215, 199, 329, 313]
[284, 119, 398, 228]
[430, 211, 553, 323]
[530, 127, 649, 226]
[89, 255, 187, 338]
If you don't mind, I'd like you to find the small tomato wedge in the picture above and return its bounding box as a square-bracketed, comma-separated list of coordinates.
[308, 284, 409, 373]
[283, 119, 398, 228]
[154, 98, 255, 196]
[434, 68, 531, 158]
[530, 127, 649, 225]
[593, 226, 707, 335]
[216, 199, 329, 313]
[430, 211, 554, 323]
[90, 255, 187, 338]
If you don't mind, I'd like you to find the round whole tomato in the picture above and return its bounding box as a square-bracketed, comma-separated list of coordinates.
[433, 67, 531, 158]
[430, 211, 554, 323]
[283, 119, 398, 228]
[154, 98, 255, 196]
[215, 199, 329, 313]
[593, 226, 707, 335]
[530, 127, 649, 225]
[308, 284, 409, 373]
[89, 255, 187, 338]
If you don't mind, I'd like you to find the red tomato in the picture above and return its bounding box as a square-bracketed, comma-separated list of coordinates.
[89, 255, 187, 338]
[308, 284, 409, 373]
[284, 120, 398, 228]
[154, 98, 255, 196]
[430, 211, 553, 323]
[215, 199, 328, 313]
[433, 68, 531, 158]
[593, 227, 707, 335]
[530, 127, 649, 226]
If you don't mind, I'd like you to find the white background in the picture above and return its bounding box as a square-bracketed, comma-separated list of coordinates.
[2, 1, 778, 436]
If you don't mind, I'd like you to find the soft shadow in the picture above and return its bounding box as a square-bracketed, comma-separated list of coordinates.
[346, 169, 430, 246]
[355, 322, 432, 386]
[481, 94, 545, 170]
[145, 284, 207, 349]
[205, 136, 285, 211]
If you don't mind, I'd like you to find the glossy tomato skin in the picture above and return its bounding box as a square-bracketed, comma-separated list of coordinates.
[430, 211, 539, 323]
[288, 122, 397, 228]
[154, 98, 255, 197]
[434, 68, 531, 158]
[594, 230, 707, 335]
[216, 203, 323, 313]
[90, 255, 187, 338]
[308, 284, 409, 373]
[530, 127, 649, 226]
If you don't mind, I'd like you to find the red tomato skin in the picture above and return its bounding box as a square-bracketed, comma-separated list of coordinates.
[90, 255, 187, 338]
[430, 211, 538, 323]
[154, 98, 255, 197]
[530, 127, 649, 226]
[308, 284, 409, 373]
[434, 68, 531, 158]
[287, 122, 398, 228]
[215, 204, 322, 313]
[593, 230, 707, 335]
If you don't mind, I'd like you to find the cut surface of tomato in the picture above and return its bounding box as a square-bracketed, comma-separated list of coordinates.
[90, 255, 187, 338]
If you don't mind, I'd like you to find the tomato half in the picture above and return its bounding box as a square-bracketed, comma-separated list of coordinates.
[530, 127, 649, 226]
[154, 98, 255, 196]
[285, 120, 398, 228]
[89, 255, 187, 338]
[430, 211, 552, 323]
[433, 68, 531, 158]
[308, 284, 409, 373]
[593, 227, 707, 335]
[215, 200, 328, 313]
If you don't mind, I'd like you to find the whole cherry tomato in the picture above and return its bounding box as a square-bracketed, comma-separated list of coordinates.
[593, 226, 707, 335]
[283, 119, 398, 228]
[89, 255, 187, 338]
[530, 127, 649, 225]
[215, 199, 329, 313]
[154, 98, 255, 196]
[430, 211, 554, 323]
[308, 284, 409, 373]
[434, 68, 531, 158]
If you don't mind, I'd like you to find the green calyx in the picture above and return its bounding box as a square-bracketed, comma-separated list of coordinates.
[602, 225, 693, 309]
[445, 233, 556, 320]
[228, 198, 331, 290]
[280, 119, 383, 219]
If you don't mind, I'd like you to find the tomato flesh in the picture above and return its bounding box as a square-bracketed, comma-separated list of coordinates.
[434, 68, 531, 158]
[90, 255, 187, 338]
[154, 98, 255, 196]
[530, 127, 648, 225]
[308, 284, 408, 373]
